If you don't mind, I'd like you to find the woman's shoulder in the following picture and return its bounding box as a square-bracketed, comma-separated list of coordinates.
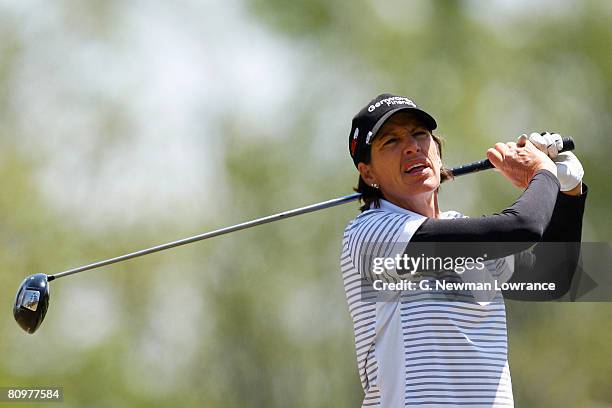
[345, 209, 388, 230]
[343, 207, 423, 237]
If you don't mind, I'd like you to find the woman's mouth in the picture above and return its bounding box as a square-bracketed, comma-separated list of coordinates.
[403, 162, 430, 175]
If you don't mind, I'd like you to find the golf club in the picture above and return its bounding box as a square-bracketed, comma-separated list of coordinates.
[13, 137, 575, 333]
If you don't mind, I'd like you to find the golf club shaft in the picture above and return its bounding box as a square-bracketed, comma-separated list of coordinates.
[49, 193, 361, 280]
[49, 136, 575, 281]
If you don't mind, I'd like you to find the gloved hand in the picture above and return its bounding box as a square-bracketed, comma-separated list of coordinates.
[527, 132, 563, 159]
[523, 132, 584, 191]
[554, 151, 584, 192]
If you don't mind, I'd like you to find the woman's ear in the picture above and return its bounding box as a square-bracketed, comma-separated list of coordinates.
[358, 162, 377, 186]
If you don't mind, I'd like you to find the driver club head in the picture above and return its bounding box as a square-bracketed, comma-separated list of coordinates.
[13, 273, 51, 334]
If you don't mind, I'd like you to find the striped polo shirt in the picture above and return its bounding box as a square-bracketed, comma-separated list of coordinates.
[341, 199, 514, 407]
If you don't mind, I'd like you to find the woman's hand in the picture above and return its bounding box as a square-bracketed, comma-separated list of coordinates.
[527, 132, 584, 195]
[486, 135, 557, 189]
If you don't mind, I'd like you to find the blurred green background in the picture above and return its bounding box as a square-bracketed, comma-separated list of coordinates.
[1, 0, 611, 406]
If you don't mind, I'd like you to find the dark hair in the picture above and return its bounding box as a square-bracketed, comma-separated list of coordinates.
[354, 133, 452, 212]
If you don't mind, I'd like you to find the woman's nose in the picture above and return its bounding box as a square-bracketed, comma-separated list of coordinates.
[402, 136, 420, 156]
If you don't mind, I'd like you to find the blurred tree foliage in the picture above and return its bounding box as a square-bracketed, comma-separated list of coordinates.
[1, 1, 612, 407]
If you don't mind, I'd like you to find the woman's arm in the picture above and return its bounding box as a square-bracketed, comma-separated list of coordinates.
[410, 136, 559, 248]
[412, 170, 560, 251]
[410, 172, 587, 299]
[504, 184, 588, 299]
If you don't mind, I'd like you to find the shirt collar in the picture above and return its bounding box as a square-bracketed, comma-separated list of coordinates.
[377, 198, 425, 218]
[376, 198, 456, 219]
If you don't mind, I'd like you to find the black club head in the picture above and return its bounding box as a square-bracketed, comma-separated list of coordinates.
[13, 273, 51, 334]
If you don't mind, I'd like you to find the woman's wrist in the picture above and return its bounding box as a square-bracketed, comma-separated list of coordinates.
[533, 161, 557, 179]
[561, 182, 582, 196]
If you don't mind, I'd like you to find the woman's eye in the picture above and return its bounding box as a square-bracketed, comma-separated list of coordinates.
[414, 131, 428, 138]
[383, 138, 397, 145]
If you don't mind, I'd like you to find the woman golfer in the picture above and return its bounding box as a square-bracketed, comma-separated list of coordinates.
[341, 94, 587, 407]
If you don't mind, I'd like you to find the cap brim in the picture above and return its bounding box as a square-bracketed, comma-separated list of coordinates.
[370, 107, 437, 142]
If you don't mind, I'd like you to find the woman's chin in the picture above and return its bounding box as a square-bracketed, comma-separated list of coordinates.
[411, 183, 439, 195]
[402, 173, 440, 193]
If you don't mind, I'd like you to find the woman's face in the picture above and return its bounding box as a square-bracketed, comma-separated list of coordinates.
[358, 112, 442, 204]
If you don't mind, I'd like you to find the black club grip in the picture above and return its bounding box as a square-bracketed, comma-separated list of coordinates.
[447, 137, 575, 179]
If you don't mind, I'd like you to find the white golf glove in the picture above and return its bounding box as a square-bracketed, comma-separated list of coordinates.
[554, 151, 584, 191]
[525, 132, 583, 191]
[528, 132, 563, 159]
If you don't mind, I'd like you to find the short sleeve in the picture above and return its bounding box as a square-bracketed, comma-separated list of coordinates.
[343, 209, 427, 282]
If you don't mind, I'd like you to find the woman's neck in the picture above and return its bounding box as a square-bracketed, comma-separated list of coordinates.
[386, 192, 440, 218]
